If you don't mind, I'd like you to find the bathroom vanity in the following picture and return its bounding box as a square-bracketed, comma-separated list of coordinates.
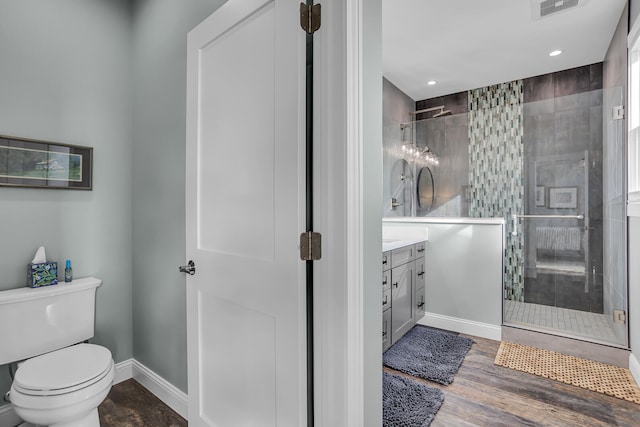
[382, 239, 426, 351]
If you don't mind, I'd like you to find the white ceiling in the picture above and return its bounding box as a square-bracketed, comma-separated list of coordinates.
[382, 0, 628, 101]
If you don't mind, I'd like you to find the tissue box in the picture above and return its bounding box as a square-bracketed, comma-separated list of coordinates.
[28, 262, 58, 288]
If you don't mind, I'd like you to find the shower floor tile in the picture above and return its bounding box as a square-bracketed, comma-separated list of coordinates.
[504, 300, 618, 344]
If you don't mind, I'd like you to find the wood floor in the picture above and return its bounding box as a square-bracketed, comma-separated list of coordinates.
[385, 334, 640, 427]
[97, 335, 640, 426]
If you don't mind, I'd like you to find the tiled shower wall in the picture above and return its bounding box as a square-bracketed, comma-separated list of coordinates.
[415, 92, 469, 217]
[468, 81, 525, 301]
[382, 78, 415, 217]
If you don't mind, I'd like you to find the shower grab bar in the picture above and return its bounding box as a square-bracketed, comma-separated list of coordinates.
[511, 214, 584, 236]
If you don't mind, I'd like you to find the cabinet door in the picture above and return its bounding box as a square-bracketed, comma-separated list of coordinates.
[382, 308, 391, 352]
[391, 245, 414, 269]
[391, 261, 414, 344]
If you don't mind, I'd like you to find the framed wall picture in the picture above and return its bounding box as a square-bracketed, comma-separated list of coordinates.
[535, 186, 545, 207]
[0, 135, 92, 190]
[549, 187, 577, 209]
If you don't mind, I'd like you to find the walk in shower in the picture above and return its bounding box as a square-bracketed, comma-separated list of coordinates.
[383, 61, 628, 349]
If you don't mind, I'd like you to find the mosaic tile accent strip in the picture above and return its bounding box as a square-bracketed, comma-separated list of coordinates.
[468, 81, 524, 301]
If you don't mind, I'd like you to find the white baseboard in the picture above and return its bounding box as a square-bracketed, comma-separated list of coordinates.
[131, 360, 188, 420]
[0, 358, 188, 426]
[0, 403, 21, 427]
[114, 358, 134, 385]
[630, 353, 640, 387]
[418, 312, 502, 341]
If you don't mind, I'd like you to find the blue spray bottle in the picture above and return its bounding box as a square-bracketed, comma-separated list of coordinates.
[64, 260, 73, 283]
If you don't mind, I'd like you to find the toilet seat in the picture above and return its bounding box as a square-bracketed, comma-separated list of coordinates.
[13, 344, 112, 396]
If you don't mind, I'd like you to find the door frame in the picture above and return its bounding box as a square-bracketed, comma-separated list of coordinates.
[313, 0, 382, 426]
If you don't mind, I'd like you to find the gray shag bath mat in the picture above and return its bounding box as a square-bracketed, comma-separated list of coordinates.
[383, 372, 444, 427]
[384, 325, 473, 385]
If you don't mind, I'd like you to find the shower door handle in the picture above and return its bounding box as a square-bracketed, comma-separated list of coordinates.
[511, 214, 585, 236]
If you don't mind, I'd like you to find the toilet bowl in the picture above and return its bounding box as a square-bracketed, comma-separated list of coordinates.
[9, 344, 114, 427]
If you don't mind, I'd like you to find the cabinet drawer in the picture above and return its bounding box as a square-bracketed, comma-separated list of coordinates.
[382, 308, 391, 352]
[415, 257, 425, 289]
[382, 288, 391, 311]
[413, 284, 425, 322]
[382, 251, 391, 271]
[382, 270, 391, 292]
[391, 245, 414, 268]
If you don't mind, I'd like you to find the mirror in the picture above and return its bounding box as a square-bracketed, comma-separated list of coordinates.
[417, 166, 435, 211]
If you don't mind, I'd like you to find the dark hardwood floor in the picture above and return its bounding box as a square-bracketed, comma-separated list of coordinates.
[98, 379, 186, 427]
[385, 334, 640, 427]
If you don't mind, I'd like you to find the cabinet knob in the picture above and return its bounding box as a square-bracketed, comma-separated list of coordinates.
[392, 282, 398, 288]
[417, 271, 425, 277]
[383, 295, 388, 305]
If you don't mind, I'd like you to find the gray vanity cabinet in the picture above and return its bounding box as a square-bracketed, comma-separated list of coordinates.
[382, 240, 427, 351]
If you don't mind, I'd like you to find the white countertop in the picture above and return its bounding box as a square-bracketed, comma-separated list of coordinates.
[382, 237, 426, 252]
[383, 216, 505, 225]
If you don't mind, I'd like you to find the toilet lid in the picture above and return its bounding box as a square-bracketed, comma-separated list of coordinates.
[13, 344, 112, 396]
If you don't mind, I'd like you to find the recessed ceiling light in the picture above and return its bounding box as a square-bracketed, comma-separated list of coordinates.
[549, 50, 563, 57]
[427, 80, 437, 86]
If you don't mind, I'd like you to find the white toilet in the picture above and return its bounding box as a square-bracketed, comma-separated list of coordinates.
[0, 277, 114, 427]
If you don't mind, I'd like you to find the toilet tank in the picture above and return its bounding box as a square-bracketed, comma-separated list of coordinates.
[0, 277, 102, 365]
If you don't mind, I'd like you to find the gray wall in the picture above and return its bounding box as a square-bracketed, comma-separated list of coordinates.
[630, 218, 640, 362]
[603, 3, 629, 345]
[0, 0, 133, 398]
[130, 0, 226, 395]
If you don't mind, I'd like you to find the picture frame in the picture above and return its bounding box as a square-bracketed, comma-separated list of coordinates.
[0, 135, 92, 190]
[549, 187, 577, 209]
[535, 186, 545, 207]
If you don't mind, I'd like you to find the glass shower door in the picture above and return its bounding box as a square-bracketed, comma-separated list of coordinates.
[506, 150, 625, 346]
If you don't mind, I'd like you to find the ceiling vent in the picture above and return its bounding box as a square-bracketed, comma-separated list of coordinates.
[531, 0, 585, 20]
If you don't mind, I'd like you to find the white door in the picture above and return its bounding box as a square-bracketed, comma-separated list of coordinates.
[185, 0, 306, 425]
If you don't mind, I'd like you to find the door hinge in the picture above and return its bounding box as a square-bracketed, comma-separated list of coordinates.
[300, 3, 321, 34]
[300, 231, 321, 261]
[613, 309, 626, 324]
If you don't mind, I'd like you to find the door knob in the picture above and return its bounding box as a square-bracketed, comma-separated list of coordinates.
[179, 260, 196, 275]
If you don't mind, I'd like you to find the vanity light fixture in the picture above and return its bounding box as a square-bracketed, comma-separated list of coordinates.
[399, 121, 440, 166]
[549, 49, 563, 57]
